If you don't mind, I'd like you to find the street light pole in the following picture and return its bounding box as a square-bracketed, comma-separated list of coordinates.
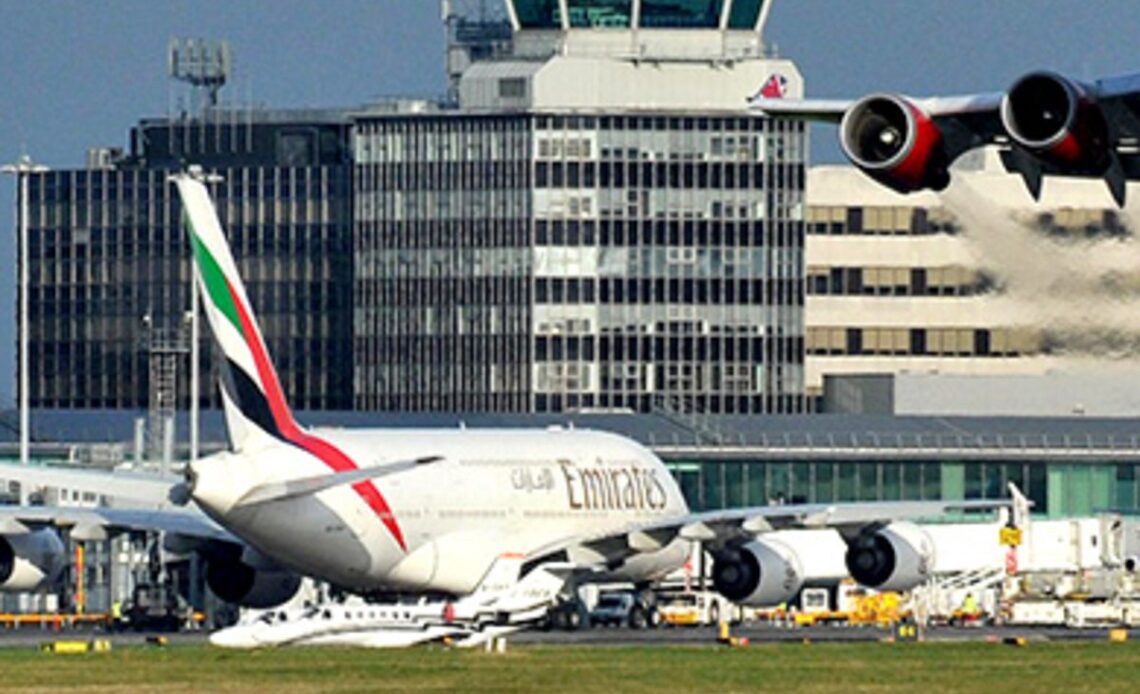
[2, 155, 48, 471]
[189, 268, 199, 469]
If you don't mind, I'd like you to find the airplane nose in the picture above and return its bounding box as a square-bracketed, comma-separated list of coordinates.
[208, 627, 253, 649]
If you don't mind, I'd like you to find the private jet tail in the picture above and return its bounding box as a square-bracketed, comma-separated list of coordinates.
[173, 173, 299, 452]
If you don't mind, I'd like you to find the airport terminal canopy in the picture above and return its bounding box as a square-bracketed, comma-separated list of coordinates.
[509, 0, 769, 31]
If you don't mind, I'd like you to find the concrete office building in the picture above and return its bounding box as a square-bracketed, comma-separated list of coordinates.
[354, 0, 810, 413]
[804, 148, 1139, 410]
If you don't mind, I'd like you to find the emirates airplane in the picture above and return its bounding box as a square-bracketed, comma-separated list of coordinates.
[753, 70, 1140, 206]
[168, 172, 1003, 610]
[0, 173, 1008, 643]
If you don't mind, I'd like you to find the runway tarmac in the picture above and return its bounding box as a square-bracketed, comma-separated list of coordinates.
[514, 623, 1130, 645]
[0, 623, 1129, 649]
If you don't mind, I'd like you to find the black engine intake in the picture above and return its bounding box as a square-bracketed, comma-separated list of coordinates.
[0, 530, 66, 591]
[201, 544, 302, 608]
[711, 538, 804, 607]
[844, 521, 935, 593]
[839, 94, 950, 193]
[1001, 71, 1110, 172]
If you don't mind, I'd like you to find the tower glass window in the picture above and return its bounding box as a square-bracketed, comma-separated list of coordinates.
[566, 0, 633, 28]
[512, 0, 564, 29]
[727, 0, 765, 29]
[639, 0, 725, 28]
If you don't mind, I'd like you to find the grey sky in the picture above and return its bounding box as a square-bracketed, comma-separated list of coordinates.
[1, 0, 1138, 405]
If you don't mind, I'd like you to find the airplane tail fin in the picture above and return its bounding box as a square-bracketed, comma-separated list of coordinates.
[172, 172, 300, 452]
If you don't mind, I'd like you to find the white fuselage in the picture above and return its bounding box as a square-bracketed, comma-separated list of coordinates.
[211, 602, 465, 649]
[190, 428, 692, 595]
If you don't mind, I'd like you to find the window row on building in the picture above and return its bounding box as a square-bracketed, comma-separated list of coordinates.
[807, 265, 992, 297]
[807, 327, 1040, 358]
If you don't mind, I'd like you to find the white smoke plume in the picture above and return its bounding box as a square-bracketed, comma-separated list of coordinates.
[941, 173, 1140, 358]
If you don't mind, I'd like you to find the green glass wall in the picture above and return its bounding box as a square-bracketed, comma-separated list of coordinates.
[664, 458, 1139, 517]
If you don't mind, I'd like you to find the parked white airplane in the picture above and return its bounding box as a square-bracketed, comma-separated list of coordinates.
[166, 170, 1007, 615]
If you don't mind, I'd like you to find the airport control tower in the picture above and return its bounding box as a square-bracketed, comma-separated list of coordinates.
[459, 1, 800, 109]
[355, 0, 809, 414]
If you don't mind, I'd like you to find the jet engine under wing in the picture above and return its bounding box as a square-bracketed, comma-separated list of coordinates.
[527, 497, 1011, 570]
[752, 69, 1140, 205]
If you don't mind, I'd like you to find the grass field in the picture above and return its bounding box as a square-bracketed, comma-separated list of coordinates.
[3, 641, 1138, 693]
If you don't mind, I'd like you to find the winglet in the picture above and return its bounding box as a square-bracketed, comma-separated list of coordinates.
[1007, 482, 1033, 529]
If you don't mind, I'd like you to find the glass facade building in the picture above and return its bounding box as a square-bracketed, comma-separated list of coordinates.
[23, 113, 355, 410]
[354, 111, 807, 413]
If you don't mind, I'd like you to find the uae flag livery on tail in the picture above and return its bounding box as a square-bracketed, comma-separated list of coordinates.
[172, 174, 407, 551]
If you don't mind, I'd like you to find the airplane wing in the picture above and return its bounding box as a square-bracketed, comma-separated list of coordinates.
[752, 69, 1140, 205]
[0, 504, 236, 544]
[526, 497, 1009, 570]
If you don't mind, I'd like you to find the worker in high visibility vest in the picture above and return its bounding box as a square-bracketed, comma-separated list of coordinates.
[110, 600, 123, 630]
[960, 592, 980, 623]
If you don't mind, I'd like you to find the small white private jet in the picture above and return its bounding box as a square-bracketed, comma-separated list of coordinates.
[210, 554, 565, 649]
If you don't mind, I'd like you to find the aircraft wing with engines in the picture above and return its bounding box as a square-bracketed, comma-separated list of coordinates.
[529, 495, 1013, 607]
[752, 70, 1140, 205]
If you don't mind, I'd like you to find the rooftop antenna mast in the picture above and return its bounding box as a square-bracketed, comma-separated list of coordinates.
[168, 38, 231, 113]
